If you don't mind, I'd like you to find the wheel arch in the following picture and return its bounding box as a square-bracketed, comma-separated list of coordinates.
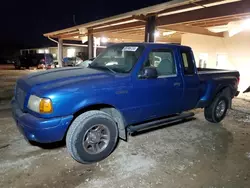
[71, 103, 127, 141]
[213, 85, 233, 108]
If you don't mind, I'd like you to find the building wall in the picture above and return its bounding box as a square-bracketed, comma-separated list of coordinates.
[181, 32, 250, 92]
[48, 46, 104, 60]
[21, 45, 106, 61]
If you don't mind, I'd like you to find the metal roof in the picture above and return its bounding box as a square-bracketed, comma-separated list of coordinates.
[43, 0, 249, 43]
[44, 0, 208, 37]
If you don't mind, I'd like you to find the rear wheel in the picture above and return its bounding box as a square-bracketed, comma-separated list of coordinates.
[204, 95, 229, 123]
[66, 110, 119, 164]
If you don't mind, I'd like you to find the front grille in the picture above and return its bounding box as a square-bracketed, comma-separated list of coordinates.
[16, 87, 26, 110]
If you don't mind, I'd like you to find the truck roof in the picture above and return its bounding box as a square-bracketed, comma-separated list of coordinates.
[109, 42, 191, 49]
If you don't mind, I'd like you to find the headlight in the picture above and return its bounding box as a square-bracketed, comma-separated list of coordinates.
[28, 95, 53, 113]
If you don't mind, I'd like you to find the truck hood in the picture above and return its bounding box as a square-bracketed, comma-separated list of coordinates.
[18, 67, 116, 93]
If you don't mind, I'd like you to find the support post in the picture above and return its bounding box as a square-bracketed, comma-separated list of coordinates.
[144, 16, 156, 42]
[93, 37, 97, 58]
[58, 38, 63, 67]
[88, 30, 94, 59]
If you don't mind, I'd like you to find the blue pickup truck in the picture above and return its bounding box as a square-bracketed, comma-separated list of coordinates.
[12, 43, 239, 163]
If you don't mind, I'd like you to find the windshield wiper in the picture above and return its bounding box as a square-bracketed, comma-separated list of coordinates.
[89, 64, 116, 74]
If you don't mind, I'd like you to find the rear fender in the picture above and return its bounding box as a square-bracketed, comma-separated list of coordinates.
[197, 84, 233, 108]
[209, 86, 232, 108]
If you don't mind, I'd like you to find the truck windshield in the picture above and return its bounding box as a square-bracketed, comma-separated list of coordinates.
[90, 44, 145, 73]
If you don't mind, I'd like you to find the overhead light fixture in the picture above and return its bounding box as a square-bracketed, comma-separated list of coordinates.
[241, 18, 250, 29]
[207, 25, 228, 33]
[101, 37, 109, 43]
[81, 36, 88, 43]
[37, 49, 45, 54]
[154, 31, 160, 37]
[228, 18, 250, 37]
[207, 18, 250, 37]
[163, 31, 176, 36]
[227, 19, 250, 37]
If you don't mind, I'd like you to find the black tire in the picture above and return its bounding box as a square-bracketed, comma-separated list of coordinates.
[66, 110, 119, 164]
[204, 95, 229, 123]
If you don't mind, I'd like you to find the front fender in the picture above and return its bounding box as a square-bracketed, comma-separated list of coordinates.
[72, 98, 118, 114]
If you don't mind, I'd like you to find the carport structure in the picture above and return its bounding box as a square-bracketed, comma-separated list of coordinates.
[44, 0, 250, 69]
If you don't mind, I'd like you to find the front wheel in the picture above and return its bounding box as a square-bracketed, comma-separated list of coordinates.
[204, 95, 229, 123]
[66, 110, 119, 164]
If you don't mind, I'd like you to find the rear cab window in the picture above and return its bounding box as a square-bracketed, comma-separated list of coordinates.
[141, 48, 177, 78]
[180, 48, 195, 75]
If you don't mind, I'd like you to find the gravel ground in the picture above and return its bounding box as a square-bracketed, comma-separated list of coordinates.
[0, 64, 41, 101]
[0, 99, 250, 188]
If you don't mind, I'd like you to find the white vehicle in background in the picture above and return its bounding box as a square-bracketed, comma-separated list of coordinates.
[75, 58, 94, 67]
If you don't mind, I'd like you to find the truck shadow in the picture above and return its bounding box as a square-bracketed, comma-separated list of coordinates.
[29, 140, 65, 149]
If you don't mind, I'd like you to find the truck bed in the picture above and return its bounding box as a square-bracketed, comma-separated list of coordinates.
[197, 68, 239, 75]
[196, 67, 239, 108]
[197, 67, 239, 80]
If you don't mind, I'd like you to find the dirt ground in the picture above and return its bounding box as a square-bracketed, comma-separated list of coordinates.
[0, 64, 250, 188]
[0, 64, 40, 101]
[0, 98, 249, 188]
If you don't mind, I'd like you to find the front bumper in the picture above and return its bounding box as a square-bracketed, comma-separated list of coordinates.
[11, 100, 73, 143]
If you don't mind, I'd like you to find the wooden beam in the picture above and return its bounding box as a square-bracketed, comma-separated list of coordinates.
[94, 33, 144, 41]
[161, 25, 223, 37]
[157, 0, 226, 15]
[189, 13, 250, 27]
[89, 16, 146, 30]
[180, 13, 250, 25]
[157, 0, 250, 26]
[156, 37, 181, 43]
[101, 27, 144, 34]
[114, 30, 144, 35]
[132, 14, 147, 22]
[99, 30, 144, 37]
[59, 33, 84, 39]
[93, 22, 145, 34]
[88, 17, 135, 30]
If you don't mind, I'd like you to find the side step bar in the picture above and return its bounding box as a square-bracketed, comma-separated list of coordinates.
[127, 112, 195, 133]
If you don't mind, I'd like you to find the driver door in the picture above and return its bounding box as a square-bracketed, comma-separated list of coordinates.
[132, 47, 183, 123]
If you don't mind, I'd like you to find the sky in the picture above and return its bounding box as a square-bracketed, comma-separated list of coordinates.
[0, 0, 169, 52]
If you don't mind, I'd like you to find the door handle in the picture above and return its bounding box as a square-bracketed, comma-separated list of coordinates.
[174, 82, 181, 87]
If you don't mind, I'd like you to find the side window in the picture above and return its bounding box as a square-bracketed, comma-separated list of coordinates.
[143, 49, 176, 76]
[181, 50, 195, 75]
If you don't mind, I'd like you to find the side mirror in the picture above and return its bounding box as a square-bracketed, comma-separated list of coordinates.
[139, 66, 158, 79]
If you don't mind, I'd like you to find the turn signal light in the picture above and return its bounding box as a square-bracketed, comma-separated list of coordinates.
[39, 98, 53, 113]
